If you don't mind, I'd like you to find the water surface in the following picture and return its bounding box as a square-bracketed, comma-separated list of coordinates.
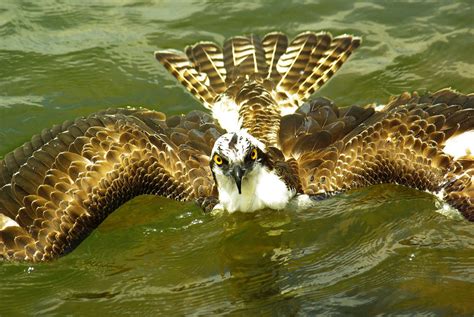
[1, 1, 473, 315]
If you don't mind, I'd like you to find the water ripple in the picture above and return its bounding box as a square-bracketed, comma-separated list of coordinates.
[1, 0, 473, 315]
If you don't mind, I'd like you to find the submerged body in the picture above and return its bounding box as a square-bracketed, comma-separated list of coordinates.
[0, 31, 473, 262]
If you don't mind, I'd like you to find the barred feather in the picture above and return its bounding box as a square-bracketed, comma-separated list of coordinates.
[155, 50, 217, 108]
[295, 34, 361, 99]
[156, 31, 360, 118]
[276, 31, 321, 93]
[262, 32, 289, 83]
[223, 34, 267, 81]
[274, 32, 361, 112]
[185, 42, 227, 94]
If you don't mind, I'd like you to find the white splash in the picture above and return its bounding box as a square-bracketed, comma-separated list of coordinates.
[0, 213, 19, 230]
[443, 131, 474, 160]
[374, 104, 386, 111]
[434, 200, 464, 220]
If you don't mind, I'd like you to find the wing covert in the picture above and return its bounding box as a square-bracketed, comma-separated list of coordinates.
[0, 109, 224, 261]
[283, 89, 474, 220]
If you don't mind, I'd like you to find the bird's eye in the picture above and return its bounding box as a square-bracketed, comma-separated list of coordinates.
[250, 148, 258, 160]
[213, 154, 223, 165]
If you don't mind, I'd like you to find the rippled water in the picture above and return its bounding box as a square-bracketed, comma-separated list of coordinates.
[1, 1, 473, 315]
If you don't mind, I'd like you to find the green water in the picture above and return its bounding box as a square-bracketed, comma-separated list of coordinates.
[1, 0, 474, 315]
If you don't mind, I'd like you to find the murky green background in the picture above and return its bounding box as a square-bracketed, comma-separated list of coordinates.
[1, 0, 473, 315]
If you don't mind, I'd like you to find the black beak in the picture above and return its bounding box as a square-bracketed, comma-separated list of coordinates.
[230, 165, 245, 194]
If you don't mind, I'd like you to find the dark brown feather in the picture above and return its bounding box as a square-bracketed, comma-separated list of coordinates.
[262, 32, 288, 83]
[284, 89, 473, 221]
[0, 109, 223, 261]
[155, 31, 361, 141]
[185, 42, 227, 94]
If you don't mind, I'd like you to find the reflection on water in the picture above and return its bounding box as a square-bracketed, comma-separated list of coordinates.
[0, 187, 473, 314]
[1, 0, 474, 315]
[218, 211, 299, 314]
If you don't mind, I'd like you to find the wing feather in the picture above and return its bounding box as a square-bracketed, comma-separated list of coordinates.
[284, 89, 474, 220]
[0, 109, 223, 261]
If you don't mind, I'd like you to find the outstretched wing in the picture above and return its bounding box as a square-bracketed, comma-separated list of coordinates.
[280, 89, 474, 220]
[0, 109, 224, 261]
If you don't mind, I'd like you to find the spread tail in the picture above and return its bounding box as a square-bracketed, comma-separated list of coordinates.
[155, 31, 361, 112]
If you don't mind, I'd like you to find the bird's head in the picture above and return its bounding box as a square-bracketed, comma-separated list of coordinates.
[210, 131, 267, 194]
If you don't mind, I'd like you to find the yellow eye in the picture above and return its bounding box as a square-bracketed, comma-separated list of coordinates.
[213, 154, 223, 165]
[250, 148, 258, 160]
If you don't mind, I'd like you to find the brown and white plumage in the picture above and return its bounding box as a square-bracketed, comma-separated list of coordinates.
[279, 90, 474, 218]
[1, 31, 473, 262]
[0, 109, 222, 261]
[156, 31, 361, 146]
[170, 31, 360, 111]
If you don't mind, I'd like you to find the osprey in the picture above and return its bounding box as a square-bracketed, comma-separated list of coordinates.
[0, 31, 473, 262]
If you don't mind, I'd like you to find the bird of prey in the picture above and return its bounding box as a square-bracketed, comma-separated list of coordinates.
[0, 31, 473, 262]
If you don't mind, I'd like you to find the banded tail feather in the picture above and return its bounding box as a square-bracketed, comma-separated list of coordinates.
[155, 49, 218, 108]
[261, 32, 289, 83]
[223, 34, 268, 81]
[294, 34, 360, 102]
[155, 31, 361, 115]
[185, 42, 227, 94]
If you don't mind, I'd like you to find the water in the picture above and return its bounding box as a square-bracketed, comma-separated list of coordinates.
[1, 0, 474, 315]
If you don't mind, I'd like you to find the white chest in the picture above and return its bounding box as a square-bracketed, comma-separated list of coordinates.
[215, 166, 295, 213]
[211, 96, 242, 133]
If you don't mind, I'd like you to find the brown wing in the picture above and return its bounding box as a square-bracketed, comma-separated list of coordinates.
[279, 96, 376, 158]
[280, 89, 474, 221]
[0, 109, 224, 261]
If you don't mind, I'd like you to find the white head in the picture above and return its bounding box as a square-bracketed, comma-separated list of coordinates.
[209, 131, 295, 213]
[210, 131, 267, 194]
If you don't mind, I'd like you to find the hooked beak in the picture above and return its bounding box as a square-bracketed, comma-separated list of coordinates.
[230, 165, 245, 194]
